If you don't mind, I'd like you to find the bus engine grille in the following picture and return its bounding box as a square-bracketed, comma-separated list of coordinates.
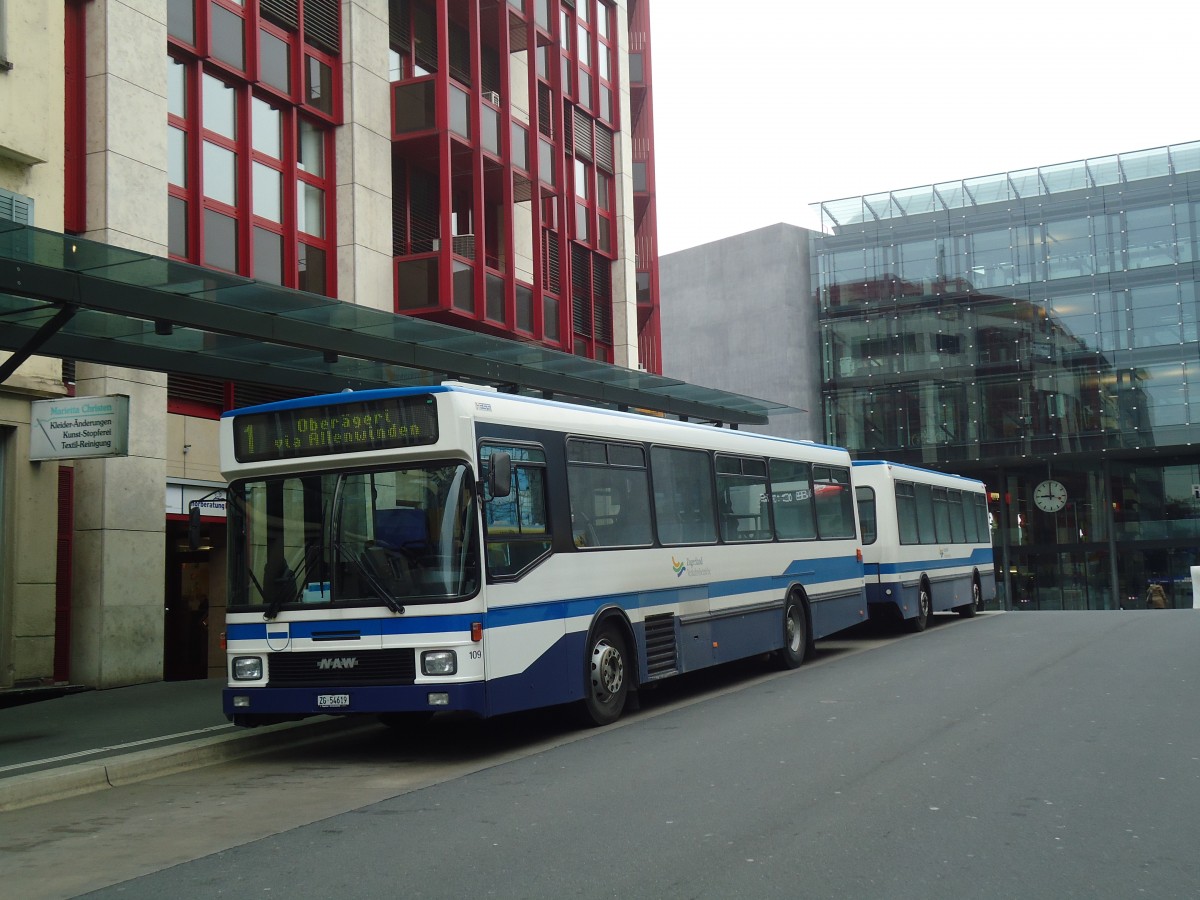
[643, 614, 678, 678]
[267, 649, 416, 686]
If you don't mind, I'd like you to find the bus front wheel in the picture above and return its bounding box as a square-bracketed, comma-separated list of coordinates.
[581, 624, 629, 726]
[776, 597, 808, 670]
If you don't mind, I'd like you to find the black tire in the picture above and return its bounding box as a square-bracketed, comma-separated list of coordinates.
[581, 623, 629, 726]
[776, 597, 808, 670]
[957, 578, 982, 618]
[906, 584, 931, 633]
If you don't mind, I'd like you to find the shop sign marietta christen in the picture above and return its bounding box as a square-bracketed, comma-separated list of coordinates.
[29, 395, 130, 461]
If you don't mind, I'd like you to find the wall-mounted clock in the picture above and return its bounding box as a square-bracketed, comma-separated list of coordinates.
[1033, 479, 1068, 513]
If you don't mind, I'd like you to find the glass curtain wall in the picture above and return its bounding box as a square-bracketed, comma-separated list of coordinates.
[814, 142, 1200, 610]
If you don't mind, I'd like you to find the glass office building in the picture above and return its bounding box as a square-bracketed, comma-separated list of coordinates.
[813, 141, 1200, 610]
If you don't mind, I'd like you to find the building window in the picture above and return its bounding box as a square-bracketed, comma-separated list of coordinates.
[0, 0, 11, 71]
[168, 0, 337, 294]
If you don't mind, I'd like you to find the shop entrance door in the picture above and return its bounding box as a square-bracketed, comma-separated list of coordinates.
[164, 521, 211, 680]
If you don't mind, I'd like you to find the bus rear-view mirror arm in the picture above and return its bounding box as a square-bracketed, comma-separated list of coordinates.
[188, 489, 226, 551]
[486, 451, 512, 499]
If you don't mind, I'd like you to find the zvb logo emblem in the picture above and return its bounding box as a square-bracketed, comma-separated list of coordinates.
[671, 556, 686, 578]
[317, 657, 359, 670]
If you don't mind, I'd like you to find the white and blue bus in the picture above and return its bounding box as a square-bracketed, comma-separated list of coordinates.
[852, 460, 996, 631]
[218, 383, 869, 727]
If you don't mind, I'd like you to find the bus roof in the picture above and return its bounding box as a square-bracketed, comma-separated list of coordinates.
[852, 459, 986, 488]
[222, 382, 851, 456]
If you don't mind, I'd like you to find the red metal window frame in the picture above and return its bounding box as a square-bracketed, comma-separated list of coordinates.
[574, 0, 594, 114]
[595, 1, 617, 127]
[53, 466, 74, 683]
[168, 0, 339, 296]
[64, 0, 89, 233]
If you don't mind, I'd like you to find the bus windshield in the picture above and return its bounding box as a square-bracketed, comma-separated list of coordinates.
[227, 462, 480, 615]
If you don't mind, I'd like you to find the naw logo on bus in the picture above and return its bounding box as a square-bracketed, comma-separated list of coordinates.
[317, 657, 359, 670]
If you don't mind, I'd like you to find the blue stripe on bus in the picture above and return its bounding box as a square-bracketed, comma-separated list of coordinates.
[227, 554, 865, 641]
[227, 614, 480, 641]
[874, 548, 994, 577]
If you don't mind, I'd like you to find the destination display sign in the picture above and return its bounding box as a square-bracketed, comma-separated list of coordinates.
[232, 395, 439, 463]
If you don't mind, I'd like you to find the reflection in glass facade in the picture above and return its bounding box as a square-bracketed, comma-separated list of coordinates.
[813, 141, 1200, 611]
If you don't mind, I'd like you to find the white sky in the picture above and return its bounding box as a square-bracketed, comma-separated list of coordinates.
[649, 1, 1198, 254]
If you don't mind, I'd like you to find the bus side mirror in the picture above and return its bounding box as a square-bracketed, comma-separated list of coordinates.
[188, 504, 202, 551]
[487, 451, 512, 499]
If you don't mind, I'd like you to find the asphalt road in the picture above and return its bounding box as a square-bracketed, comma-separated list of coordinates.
[6, 611, 1199, 899]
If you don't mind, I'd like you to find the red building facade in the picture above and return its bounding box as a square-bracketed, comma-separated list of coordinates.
[388, 0, 661, 369]
[163, 0, 661, 376]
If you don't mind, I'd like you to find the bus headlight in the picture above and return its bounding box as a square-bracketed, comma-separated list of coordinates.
[421, 650, 457, 676]
[232, 656, 264, 680]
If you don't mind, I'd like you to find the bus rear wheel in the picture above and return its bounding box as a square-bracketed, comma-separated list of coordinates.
[777, 598, 808, 669]
[581, 624, 629, 726]
[957, 578, 982, 618]
[906, 584, 931, 633]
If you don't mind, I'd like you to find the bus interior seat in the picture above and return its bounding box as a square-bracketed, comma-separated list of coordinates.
[375, 507, 429, 554]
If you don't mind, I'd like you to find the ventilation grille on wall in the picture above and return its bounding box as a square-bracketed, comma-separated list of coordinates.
[261, 0, 299, 30]
[409, 168, 439, 254]
[303, 0, 340, 55]
[571, 244, 591, 337]
[449, 21, 471, 85]
[414, 4, 438, 73]
[573, 107, 592, 160]
[0, 188, 34, 225]
[592, 253, 612, 343]
[542, 229, 560, 295]
[452, 234, 476, 259]
[594, 124, 614, 174]
[537, 84, 553, 137]
[391, 0, 411, 47]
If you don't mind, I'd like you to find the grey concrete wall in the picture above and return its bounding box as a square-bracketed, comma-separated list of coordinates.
[660, 224, 819, 440]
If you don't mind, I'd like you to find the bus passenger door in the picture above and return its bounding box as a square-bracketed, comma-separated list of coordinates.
[478, 442, 569, 715]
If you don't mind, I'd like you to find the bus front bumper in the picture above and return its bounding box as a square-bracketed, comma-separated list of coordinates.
[223, 683, 487, 724]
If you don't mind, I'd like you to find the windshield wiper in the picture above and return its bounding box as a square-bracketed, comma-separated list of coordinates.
[263, 547, 312, 621]
[263, 576, 294, 621]
[334, 541, 405, 615]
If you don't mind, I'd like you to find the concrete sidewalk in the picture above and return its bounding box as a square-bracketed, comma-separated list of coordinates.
[0, 678, 364, 811]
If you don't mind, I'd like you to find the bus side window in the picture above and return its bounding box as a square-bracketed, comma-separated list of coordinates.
[856, 486, 877, 544]
[650, 446, 717, 545]
[716, 455, 770, 542]
[567, 440, 652, 549]
[914, 483, 936, 544]
[895, 481, 919, 544]
[769, 458, 816, 541]
[964, 492, 981, 543]
[480, 444, 551, 578]
[948, 490, 967, 542]
[813, 465, 855, 539]
[932, 487, 951, 543]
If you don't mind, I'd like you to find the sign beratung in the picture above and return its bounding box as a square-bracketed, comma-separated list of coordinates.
[29, 394, 131, 461]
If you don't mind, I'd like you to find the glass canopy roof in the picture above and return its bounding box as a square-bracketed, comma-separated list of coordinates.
[814, 139, 1200, 232]
[0, 222, 792, 426]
